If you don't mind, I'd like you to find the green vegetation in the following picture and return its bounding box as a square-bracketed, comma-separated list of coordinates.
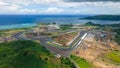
[71, 55, 93, 68]
[69, 32, 77, 36]
[107, 23, 120, 27]
[61, 58, 76, 68]
[60, 24, 73, 30]
[0, 40, 75, 68]
[37, 22, 56, 26]
[0, 28, 31, 37]
[84, 21, 103, 27]
[113, 28, 120, 44]
[104, 50, 120, 65]
[82, 15, 120, 21]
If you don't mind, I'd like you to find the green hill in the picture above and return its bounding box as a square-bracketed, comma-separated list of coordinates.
[84, 21, 102, 26]
[0, 40, 75, 68]
[107, 23, 120, 27]
[81, 15, 120, 21]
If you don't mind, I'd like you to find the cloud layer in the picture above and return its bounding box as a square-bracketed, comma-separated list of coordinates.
[64, 0, 120, 2]
[0, 0, 119, 14]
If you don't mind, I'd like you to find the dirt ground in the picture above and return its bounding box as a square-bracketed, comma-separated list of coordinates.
[73, 40, 119, 68]
[53, 32, 77, 46]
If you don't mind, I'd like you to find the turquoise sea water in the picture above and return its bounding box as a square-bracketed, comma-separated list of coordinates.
[0, 23, 36, 30]
[0, 15, 88, 30]
[0, 15, 120, 30]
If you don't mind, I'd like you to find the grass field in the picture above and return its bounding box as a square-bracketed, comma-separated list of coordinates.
[0, 40, 75, 68]
[0, 28, 29, 37]
[60, 25, 72, 30]
[71, 55, 93, 68]
[104, 50, 120, 65]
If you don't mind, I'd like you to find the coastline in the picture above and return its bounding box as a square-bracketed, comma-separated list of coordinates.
[0, 23, 37, 30]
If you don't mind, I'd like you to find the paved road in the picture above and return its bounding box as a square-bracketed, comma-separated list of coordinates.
[13, 30, 90, 68]
[13, 30, 87, 57]
[13, 31, 72, 57]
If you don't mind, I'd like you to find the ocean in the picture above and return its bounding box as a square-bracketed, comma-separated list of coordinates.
[0, 15, 120, 30]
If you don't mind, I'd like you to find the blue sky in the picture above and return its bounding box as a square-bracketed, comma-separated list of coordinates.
[0, 0, 120, 14]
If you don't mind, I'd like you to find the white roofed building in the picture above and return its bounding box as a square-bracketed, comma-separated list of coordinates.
[48, 24, 60, 30]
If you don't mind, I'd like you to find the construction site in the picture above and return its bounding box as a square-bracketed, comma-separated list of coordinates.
[14, 24, 120, 68]
[73, 29, 120, 68]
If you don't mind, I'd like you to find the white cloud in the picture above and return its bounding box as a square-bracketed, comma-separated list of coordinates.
[58, 1, 120, 9]
[0, 0, 32, 6]
[32, 0, 60, 4]
[74, 10, 80, 13]
[0, 1, 37, 14]
[0, 4, 21, 13]
[0, 0, 60, 6]
[0, 0, 120, 14]
[45, 7, 63, 13]
[20, 9, 37, 13]
[0, 1, 8, 5]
